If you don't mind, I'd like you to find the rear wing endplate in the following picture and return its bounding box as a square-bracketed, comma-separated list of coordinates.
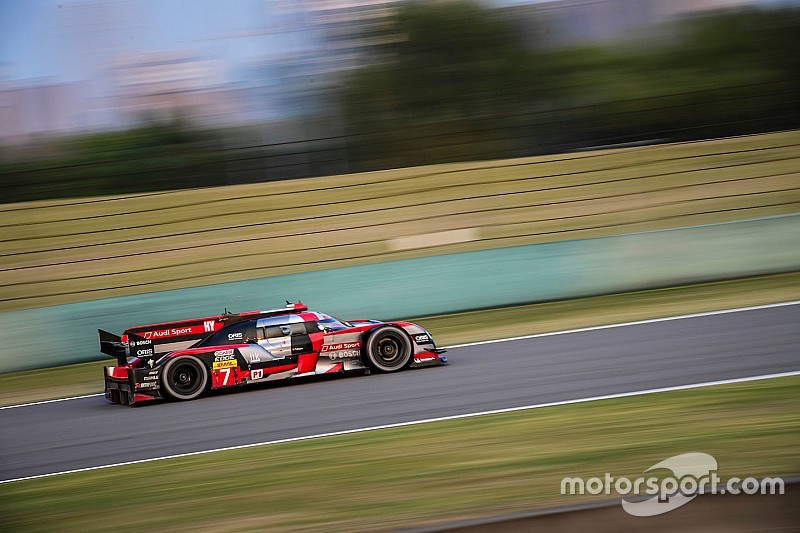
[98, 329, 127, 367]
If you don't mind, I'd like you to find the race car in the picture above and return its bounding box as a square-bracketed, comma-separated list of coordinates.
[100, 302, 446, 406]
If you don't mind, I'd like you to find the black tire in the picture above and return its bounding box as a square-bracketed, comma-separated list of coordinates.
[161, 356, 208, 401]
[363, 326, 412, 373]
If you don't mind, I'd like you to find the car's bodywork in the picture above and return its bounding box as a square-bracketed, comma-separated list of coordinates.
[100, 302, 446, 405]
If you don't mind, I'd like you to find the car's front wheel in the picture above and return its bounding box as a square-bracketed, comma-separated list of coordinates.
[363, 326, 412, 372]
[161, 356, 208, 401]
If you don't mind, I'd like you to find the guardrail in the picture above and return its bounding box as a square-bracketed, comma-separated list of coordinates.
[0, 213, 798, 372]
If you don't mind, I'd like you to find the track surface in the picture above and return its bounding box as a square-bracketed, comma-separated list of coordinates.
[2, 305, 799, 481]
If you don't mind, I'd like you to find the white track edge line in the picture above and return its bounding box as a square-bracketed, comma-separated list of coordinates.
[443, 300, 800, 349]
[2, 368, 799, 485]
[2, 299, 798, 411]
[0, 393, 104, 410]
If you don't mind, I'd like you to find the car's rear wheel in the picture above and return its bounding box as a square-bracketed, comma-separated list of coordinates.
[363, 326, 412, 372]
[161, 356, 208, 401]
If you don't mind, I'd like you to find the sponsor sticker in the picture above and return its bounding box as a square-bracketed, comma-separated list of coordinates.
[327, 350, 360, 360]
[214, 349, 235, 358]
[213, 360, 237, 370]
[414, 356, 436, 364]
[140, 324, 209, 339]
[228, 332, 244, 341]
[413, 334, 431, 344]
[321, 342, 361, 352]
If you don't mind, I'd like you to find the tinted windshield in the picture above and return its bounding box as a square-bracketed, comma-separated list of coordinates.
[317, 317, 350, 332]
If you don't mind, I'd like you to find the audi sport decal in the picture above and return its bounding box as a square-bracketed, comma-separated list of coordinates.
[140, 325, 205, 339]
[321, 342, 361, 352]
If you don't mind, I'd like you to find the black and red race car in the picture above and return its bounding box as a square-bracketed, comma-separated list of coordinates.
[100, 302, 446, 406]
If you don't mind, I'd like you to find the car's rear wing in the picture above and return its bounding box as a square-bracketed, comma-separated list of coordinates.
[98, 330, 155, 366]
[98, 329, 127, 366]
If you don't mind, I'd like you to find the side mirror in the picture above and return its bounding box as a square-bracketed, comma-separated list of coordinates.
[279, 325, 292, 336]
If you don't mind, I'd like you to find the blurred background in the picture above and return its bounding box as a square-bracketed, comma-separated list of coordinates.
[1, 0, 799, 202]
[1, 4, 799, 531]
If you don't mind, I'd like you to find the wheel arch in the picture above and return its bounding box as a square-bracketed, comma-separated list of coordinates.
[360, 323, 414, 372]
[160, 353, 211, 401]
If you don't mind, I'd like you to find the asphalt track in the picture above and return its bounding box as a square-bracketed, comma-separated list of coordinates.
[2, 304, 799, 482]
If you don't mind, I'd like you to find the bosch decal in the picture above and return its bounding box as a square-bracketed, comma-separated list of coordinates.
[327, 350, 360, 360]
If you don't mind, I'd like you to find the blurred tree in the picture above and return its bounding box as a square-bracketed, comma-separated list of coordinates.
[535, 7, 800, 144]
[341, 0, 540, 168]
[2, 5, 799, 202]
[340, 3, 800, 166]
[0, 120, 227, 202]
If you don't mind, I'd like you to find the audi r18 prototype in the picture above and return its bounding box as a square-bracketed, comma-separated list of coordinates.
[100, 302, 446, 406]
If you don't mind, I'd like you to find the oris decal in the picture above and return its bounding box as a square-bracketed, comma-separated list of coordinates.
[413, 334, 431, 344]
[228, 332, 244, 341]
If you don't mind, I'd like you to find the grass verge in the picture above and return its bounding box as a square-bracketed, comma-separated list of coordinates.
[1, 271, 798, 407]
[2, 374, 798, 532]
